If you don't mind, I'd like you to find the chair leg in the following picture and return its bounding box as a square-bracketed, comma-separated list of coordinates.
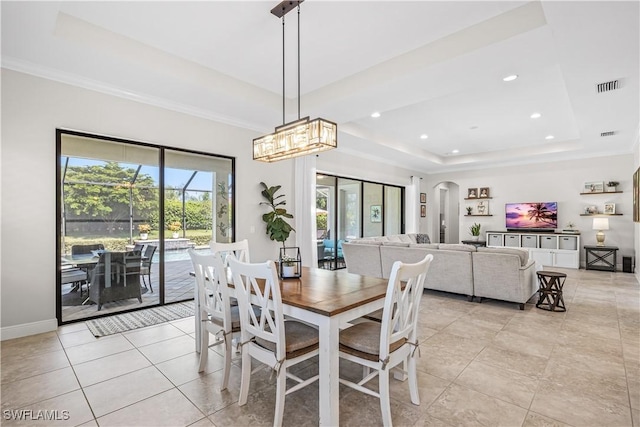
[198, 325, 209, 372]
[407, 356, 420, 405]
[274, 365, 287, 427]
[379, 369, 392, 427]
[221, 334, 232, 391]
[148, 274, 153, 292]
[238, 350, 251, 406]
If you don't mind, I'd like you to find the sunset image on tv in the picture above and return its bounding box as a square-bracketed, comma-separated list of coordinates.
[505, 202, 558, 229]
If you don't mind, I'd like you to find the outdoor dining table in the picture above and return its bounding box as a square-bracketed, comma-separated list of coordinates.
[193, 266, 390, 426]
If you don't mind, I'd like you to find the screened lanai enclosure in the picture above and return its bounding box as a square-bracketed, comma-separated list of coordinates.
[56, 130, 234, 324]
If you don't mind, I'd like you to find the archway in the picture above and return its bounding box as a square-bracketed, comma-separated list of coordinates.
[430, 181, 460, 243]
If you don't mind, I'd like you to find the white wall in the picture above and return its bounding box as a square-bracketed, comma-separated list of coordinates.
[635, 136, 640, 282]
[0, 70, 295, 338]
[424, 155, 635, 269]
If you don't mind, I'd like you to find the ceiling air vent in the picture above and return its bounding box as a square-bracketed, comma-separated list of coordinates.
[596, 80, 620, 93]
[600, 131, 616, 137]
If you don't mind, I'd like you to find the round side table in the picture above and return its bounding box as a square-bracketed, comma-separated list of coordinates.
[535, 271, 567, 312]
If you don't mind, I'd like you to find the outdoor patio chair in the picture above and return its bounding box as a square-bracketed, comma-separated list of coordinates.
[228, 256, 319, 427]
[338, 254, 433, 427]
[140, 245, 157, 292]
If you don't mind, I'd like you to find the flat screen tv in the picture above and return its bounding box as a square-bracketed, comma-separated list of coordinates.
[505, 202, 558, 231]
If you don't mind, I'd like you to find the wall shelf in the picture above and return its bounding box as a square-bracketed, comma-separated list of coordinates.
[465, 214, 493, 217]
[579, 213, 623, 216]
[579, 191, 623, 195]
[464, 197, 492, 200]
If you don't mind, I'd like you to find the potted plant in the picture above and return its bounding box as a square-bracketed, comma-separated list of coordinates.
[469, 222, 481, 241]
[466, 206, 473, 216]
[138, 224, 151, 240]
[259, 182, 298, 278]
[168, 221, 181, 239]
[606, 181, 619, 192]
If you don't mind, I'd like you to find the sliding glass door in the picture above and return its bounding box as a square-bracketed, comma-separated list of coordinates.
[57, 130, 234, 324]
[316, 173, 404, 270]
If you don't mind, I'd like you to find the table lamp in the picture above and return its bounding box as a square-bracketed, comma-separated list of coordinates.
[592, 217, 609, 246]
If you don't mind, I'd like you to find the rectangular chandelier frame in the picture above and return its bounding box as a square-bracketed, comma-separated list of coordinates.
[253, 116, 337, 162]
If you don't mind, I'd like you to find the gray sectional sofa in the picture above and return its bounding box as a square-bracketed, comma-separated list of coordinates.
[342, 234, 537, 309]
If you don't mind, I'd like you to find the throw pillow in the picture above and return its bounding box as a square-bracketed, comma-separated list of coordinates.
[416, 233, 430, 244]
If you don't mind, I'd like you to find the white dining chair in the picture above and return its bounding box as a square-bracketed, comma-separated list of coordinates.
[338, 254, 433, 427]
[188, 249, 237, 390]
[227, 256, 319, 427]
[211, 239, 250, 264]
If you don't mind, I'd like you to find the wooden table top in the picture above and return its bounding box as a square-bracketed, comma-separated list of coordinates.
[275, 267, 389, 317]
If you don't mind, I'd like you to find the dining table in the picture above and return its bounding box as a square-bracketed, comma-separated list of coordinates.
[193, 265, 390, 426]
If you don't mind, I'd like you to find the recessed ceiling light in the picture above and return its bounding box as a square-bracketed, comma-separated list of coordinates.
[503, 74, 518, 82]
[420, 134, 428, 140]
[530, 112, 542, 119]
[452, 149, 460, 154]
[545, 135, 555, 140]
[469, 125, 479, 130]
[371, 112, 381, 118]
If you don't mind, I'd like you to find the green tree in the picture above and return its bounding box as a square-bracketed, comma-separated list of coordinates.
[64, 162, 157, 233]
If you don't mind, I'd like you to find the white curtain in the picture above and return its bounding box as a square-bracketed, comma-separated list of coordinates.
[294, 156, 317, 266]
[406, 176, 421, 233]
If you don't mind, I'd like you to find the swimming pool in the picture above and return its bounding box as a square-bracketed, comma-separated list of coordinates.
[152, 247, 211, 263]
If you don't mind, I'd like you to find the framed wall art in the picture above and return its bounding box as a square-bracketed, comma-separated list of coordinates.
[370, 205, 381, 222]
[603, 203, 616, 215]
[467, 188, 478, 198]
[479, 187, 490, 198]
[420, 204, 426, 217]
[584, 181, 604, 193]
[420, 193, 426, 203]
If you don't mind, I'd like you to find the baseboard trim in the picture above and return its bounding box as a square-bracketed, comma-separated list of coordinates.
[1, 319, 58, 341]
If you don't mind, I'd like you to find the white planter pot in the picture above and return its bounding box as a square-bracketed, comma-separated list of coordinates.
[140, 233, 148, 240]
[282, 265, 296, 277]
[606, 186, 616, 192]
[172, 232, 180, 239]
[470, 236, 479, 241]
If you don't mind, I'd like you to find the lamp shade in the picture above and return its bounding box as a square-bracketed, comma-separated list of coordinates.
[592, 217, 609, 230]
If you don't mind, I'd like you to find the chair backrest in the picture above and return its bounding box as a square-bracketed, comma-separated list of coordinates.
[71, 243, 105, 256]
[379, 254, 433, 359]
[188, 249, 232, 329]
[142, 245, 157, 267]
[133, 244, 144, 252]
[228, 256, 286, 358]
[211, 239, 250, 265]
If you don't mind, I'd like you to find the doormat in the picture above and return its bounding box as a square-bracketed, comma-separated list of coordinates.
[86, 301, 194, 337]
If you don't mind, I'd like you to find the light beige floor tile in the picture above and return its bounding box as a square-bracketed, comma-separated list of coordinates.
[1, 367, 80, 411]
[83, 366, 173, 417]
[73, 349, 151, 387]
[1, 349, 70, 383]
[187, 417, 215, 427]
[96, 388, 204, 426]
[415, 345, 476, 381]
[1, 332, 62, 361]
[423, 331, 488, 356]
[531, 376, 633, 426]
[170, 316, 196, 334]
[137, 334, 195, 364]
[155, 349, 226, 386]
[491, 329, 555, 359]
[474, 344, 549, 378]
[1, 390, 94, 427]
[440, 317, 499, 341]
[455, 359, 538, 409]
[418, 309, 464, 331]
[429, 383, 527, 426]
[77, 420, 98, 427]
[64, 335, 134, 365]
[58, 329, 99, 348]
[56, 322, 89, 335]
[562, 318, 622, 341]
[633, 407, 639, 427]
[414, 412, 455, 426]
[122, 322, 186, 347]
[522, 411, 572, 427]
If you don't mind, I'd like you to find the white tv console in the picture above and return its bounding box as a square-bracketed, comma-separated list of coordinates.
[486, 230, 580, 269]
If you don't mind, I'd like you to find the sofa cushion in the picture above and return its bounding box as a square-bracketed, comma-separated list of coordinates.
[349, 239, 382, 245]
[478, 247, 529, 266]
[397, 234, 413, 243]
[438, 243, 477, 252]
[416, 233, 431, 244]
[382, 242, 410, 247]
[386, 235, 403, 242]
[406, 233, 418, 244]
[409, 243, 439, 249]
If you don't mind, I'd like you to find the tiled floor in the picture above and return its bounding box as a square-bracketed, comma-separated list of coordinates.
[2, 268, 638, 426]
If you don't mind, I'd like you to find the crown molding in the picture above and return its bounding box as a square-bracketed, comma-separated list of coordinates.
[2, 57, 265, 133]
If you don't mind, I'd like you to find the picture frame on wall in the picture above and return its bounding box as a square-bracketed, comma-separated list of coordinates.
[477, 200, 487, 215]
[420, 193, 426, 203]
[370, 205, 381, 223]
[583, 181, 604, 193]
[467, 188, 478, 198]
[420, 205, 426, 217]
[479, 187, 490, 198]
[604, 203, 616, 215]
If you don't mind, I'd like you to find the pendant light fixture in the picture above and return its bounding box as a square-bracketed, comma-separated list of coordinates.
[253, 0, 337, 162]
